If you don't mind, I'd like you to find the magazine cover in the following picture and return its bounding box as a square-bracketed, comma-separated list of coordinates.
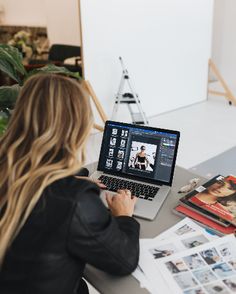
[186, 175, 236, 226]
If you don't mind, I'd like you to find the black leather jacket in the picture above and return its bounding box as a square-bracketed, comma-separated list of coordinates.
[0, 176, 140, 294]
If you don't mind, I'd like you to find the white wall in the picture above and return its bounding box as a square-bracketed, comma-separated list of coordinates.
[212, 0, 236, 89]
[0, 0, 81, 45]
[44, 0, 81, 46]
[0, 0, 46, 26]
[81, 0, 214, 121]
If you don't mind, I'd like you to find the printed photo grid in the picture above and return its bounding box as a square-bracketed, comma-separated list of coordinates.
[132, 218, 221, 294]
[161, 237, 236, 294]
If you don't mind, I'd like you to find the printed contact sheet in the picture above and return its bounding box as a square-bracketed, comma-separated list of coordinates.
[141, 234, 236, 293]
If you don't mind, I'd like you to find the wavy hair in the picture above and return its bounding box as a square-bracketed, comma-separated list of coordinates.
[0, 74, 93, 265]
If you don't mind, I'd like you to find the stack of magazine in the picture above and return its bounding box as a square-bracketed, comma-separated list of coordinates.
[174, 175, 236, 235]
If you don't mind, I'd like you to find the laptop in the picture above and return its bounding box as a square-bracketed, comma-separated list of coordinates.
[91, 120, 180, 220]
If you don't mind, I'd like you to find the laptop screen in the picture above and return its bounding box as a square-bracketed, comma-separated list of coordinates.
[97, 121, 180, 185]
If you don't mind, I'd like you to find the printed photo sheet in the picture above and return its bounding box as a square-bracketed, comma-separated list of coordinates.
[143, 234, 236, 294]
[132, 218, 218, 292]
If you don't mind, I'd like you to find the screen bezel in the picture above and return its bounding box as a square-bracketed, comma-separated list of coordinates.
[97, 120, 180, 186]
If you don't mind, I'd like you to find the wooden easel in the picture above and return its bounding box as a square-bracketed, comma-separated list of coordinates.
[208, 59, 236, 105]
[82, 80, 108, 132]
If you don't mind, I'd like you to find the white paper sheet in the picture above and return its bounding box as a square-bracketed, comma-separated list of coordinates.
[132, 218, 219, 293]
[143, 235, 236, 294]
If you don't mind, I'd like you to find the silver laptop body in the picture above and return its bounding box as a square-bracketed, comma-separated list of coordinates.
[91, 121, 180, 221]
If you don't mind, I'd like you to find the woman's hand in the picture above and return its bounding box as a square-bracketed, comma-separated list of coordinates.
[94, 179, 106, 189]
[106, 189, 137, 217]
[75, 176, 106, 189]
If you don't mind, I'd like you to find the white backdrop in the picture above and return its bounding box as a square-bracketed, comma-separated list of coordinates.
[212, 0, 236, 92]
[80, 0, 214, 121]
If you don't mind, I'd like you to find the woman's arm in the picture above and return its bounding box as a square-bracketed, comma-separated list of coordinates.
[134, 153, 139, 165]
[145, 155, 149, 168]
[66, 181, 140, 275]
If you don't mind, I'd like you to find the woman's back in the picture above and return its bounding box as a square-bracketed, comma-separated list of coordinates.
[0, 176, 139, 294]
[0, 74, 140, 293]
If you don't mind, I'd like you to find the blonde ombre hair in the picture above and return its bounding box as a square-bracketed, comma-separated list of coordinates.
[0, 74, 93, 265]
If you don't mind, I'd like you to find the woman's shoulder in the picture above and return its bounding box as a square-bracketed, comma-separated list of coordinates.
[45, 176, 100, 203]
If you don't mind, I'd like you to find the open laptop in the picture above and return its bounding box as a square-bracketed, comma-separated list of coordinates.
[91, 120, 180, 220]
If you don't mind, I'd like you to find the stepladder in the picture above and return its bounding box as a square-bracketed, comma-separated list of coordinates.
[112, 57, 148, 125]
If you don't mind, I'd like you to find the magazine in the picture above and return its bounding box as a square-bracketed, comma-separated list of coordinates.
[184, 175, 236, 226]
[180, 184, 231, 227]
[173, 204, 236, 236]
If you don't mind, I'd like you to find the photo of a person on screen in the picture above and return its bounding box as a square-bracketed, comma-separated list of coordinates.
[134, 146, 149, 170]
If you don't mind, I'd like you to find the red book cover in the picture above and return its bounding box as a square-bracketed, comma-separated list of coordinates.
[174, 204, 236, 235]
[186, 175, 236, 226]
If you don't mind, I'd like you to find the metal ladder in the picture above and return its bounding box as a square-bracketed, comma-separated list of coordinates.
[111, 57, 148, 125]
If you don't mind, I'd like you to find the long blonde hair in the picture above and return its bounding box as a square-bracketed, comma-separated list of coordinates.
[0, 74, 93, 265]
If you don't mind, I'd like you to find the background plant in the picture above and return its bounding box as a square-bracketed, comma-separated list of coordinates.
[0, 44, 81, 134]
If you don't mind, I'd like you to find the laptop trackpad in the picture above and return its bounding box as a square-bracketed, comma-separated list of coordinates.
[99, 189, 161, 220]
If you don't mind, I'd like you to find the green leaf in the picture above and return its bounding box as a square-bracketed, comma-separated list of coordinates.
[0, 44, 27, 84]
[25, 64, 81, 81]
[0, 59, 22, 84]
[0, 84, 20, 109]
[0, 44, 26, 75]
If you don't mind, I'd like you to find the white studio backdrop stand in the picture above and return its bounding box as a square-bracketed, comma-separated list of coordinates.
[80, 0, 214, 122]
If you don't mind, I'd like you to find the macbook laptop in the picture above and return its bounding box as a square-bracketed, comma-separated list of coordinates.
[91, 120, 180, 220]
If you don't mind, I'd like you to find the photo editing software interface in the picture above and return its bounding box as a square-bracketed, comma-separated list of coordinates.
[99, 122, 178, 183]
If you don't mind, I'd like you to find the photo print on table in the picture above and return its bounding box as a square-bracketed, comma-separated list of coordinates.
[192, 268, 217, 284]
[183, 287, 207, 294]
[149, 243, 178, 259]
[211, 262, 235, 278]
[183, 254, 206, 270]
[165, 259, 188, 274]
[223, 276, 236, 292]
[204, 281, 229, 294]
[182, 235, 209, 249]
[173, 272, 198, 290]
[199, 248, 222, 265]
[228, 259, 236, 270]
[217, 242, 236, 259]
[174, 224, 196, 236]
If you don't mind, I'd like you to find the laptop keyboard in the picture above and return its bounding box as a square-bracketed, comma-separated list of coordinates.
[98, 175, 159, 201]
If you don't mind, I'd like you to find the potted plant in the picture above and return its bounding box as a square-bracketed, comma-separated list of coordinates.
[0, 44, 81, 135]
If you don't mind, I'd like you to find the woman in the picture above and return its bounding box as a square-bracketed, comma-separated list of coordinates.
[134, 146, 149, 170]
[190, 177, 236, 222]
[0, 74, 139, 294]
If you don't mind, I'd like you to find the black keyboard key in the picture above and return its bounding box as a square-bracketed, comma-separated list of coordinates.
[98, 175, 159, 201]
